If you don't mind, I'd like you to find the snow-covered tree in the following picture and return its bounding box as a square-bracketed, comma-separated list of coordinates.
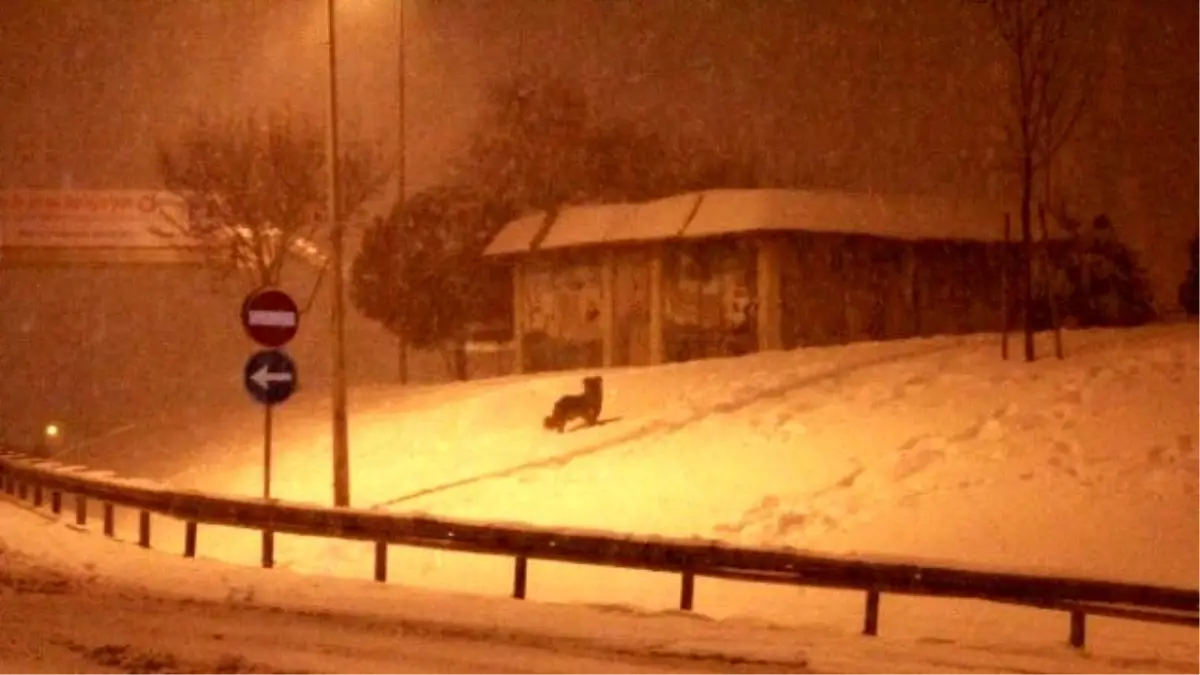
[463, 74, 592, 215]
[461, 72, 765, 216]
[1046, 211, 1155, 327]
[157, 110, 386, 294]
[580, 119, 762, 203]
[351, 184, 513, 381]
[1180, 237, 1199, 317]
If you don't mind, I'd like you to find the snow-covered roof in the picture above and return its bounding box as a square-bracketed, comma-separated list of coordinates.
[483, 212, 550, 256]
[484, 188, 1053, 257]
[532, 193, 704, 252]
[604, 193, 700, 244]
[537, 204, 630, 250]
[685, 189, 1023, 243]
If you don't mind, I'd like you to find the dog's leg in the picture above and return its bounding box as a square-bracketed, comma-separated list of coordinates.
[585, 404, 602, 426]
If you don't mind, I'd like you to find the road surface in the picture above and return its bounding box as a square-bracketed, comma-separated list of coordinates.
[0, 565, 811, 674]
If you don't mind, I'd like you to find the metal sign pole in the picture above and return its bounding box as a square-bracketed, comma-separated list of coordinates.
[241, 286, 298, 571]
[263, 403, 274, 501]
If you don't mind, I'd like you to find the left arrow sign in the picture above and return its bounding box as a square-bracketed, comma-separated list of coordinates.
[250, 365, 295, 389]
[243, 349, 299, 406]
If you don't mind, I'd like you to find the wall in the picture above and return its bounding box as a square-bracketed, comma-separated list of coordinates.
[780, 233, 847, 348]
[610, 249, 652, 368]
[518, 254, 604, 373]
[513, 239, 760, 373]
[912, 241, 1006, 337]
[662, 239, 757, 362]
[780, 233, 1013, 349]
[509, 232, 1081, 373]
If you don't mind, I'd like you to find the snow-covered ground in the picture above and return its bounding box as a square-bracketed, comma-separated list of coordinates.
[2, 499, 1196, 674]
[16, 323, 1199, 672]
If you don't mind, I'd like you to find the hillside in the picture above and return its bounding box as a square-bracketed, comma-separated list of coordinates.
[53, 324, 1198, 654]
[66, 324, 1197, 574]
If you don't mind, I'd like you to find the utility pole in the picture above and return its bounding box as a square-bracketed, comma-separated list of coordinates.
[326, 0, 350, 507]
[394, 0, 410, 384]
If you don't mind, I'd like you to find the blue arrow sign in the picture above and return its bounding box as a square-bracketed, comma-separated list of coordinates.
[243, 349, 298, 406]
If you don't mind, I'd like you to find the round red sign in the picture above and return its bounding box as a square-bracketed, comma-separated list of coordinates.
[241, 288, 300, 348]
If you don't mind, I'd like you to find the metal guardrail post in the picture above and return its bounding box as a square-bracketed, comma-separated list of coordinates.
[50, 491, 61, 514]
[374, 541, 388, 583]
[863, 589, 881, 636]
[679, 571, 696, 611]
[1069, 610, 1087, 648]
[261, 531, 275, 569]
[184, 521, 198, 558]
[138, 511, 151, 548]
[102, 503, 115, 537]
[75, 494, 87, 526]
[513, 556, 528, 600]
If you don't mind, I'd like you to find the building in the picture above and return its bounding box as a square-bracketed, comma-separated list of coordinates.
[0, 188, 404, 446]
[483, 188, 1057, 374]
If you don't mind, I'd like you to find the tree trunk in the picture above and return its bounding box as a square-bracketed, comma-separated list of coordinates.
[1020, 155, 1037, 362]
[396, 333, 409, 385]
[1038, 204, 1064, 360]
[439, 340, 469, 382]
[454, 342, 468, 381]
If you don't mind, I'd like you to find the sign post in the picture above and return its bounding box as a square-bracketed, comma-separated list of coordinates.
[241, 288, 300, 570]
[264, 401, 273, 501]
[242, 346, 301, 487]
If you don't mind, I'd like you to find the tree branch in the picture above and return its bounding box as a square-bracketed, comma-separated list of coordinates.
[156, 108, 385, 292]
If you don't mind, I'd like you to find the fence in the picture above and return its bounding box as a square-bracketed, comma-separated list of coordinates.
[0, 450, 1195, 649]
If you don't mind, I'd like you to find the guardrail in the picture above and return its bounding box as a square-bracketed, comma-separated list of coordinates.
[1, 450, 1196, 649]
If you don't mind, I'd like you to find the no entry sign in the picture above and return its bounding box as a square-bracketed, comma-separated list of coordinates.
[241, 288, 300, 348]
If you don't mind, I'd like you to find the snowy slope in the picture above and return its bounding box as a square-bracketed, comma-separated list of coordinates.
[75, 325, 1197, 578]
[49, 323, 1199, 667]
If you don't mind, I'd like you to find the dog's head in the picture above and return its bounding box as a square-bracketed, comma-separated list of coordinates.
[582, 375, 603, 394]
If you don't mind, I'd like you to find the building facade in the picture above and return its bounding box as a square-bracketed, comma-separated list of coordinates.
[485, 188, 1054, 374]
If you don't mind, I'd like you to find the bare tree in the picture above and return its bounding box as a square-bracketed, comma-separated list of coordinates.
[157, 110, 386, 302]
[981, 0, 1100, 361]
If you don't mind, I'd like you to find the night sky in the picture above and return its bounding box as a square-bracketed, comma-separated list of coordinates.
[1, 0, 1195, 301]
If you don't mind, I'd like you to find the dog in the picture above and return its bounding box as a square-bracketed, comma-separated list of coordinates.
[543, 375, 604, 433]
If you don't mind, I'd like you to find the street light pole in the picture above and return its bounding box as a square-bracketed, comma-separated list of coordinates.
[394, 0, 409, 384]
[326, 0, 351, 507]
[396, 0, 406, 215]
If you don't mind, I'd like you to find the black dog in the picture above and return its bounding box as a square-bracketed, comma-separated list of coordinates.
[543, 375, 604, 433]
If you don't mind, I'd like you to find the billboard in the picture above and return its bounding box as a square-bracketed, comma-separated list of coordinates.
[0, 189, 193, 250]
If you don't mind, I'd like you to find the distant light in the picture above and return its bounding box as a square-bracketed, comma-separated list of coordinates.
[44, 423, 60, 439]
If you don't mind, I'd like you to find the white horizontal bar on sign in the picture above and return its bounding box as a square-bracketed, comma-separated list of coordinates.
[248, 310, 297, 327]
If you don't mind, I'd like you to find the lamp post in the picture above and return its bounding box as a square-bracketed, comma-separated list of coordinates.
[394, 0, 410, 384]
[326, 0, 351, 507]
